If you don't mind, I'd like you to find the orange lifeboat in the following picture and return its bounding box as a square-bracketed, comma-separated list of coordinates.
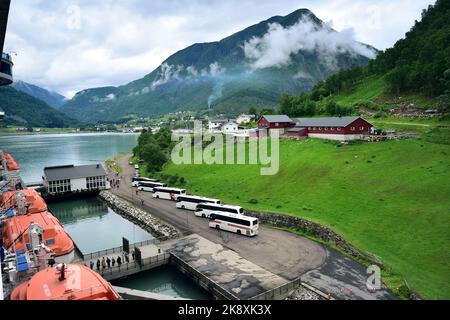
[10, 264, 121, 300]
[2, 211, 75, 263]
[3, 152, 20, 171]
[1, 189, 48, 214]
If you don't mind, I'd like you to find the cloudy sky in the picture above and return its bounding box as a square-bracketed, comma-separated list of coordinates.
[4, 0, 435, 98]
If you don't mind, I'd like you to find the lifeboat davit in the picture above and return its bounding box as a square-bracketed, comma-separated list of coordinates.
[1, 189, 48, 215]
[10, 264, 121, 300]
[2, 211, 75, 263]
[3, 152, 20, 171]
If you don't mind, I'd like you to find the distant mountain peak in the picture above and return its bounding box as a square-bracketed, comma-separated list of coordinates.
[12, 80, 67, 109]
[61, 8, 376, 122]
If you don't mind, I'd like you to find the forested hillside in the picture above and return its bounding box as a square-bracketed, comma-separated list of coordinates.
[279, 0, 450, 118]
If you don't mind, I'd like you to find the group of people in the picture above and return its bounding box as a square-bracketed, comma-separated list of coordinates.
[108, 176, 121, 189]
[89, 250, 135, 272]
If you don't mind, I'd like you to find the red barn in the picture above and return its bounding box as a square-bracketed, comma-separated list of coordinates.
[258, 115, 295, 133]
[292, 116, 374, 141]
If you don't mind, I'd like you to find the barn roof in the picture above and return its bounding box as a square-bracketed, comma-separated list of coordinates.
[293, 116, 363, 128]
[44, 164, 106, 181]
[261, 115, 293, 123]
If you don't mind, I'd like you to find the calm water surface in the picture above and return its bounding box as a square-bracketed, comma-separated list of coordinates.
[0, 133, 139, 182]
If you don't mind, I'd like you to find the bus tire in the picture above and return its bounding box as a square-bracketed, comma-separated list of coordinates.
[237, 230, 241, 235]
[181, 205, 185, 209]
[216, 225, 220, 230]
[202, 214, 206, 218]
[156, 195, 159, 199]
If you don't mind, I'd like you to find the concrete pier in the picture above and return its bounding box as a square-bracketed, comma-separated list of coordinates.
[76, 234, 300, 300]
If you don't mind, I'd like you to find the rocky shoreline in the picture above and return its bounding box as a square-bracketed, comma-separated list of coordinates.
[98, 191, 182, 241]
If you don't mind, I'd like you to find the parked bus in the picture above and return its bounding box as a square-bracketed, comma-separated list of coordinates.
[138, 181, 166, 192]
[195, 203, 244, 218]
[209, 212, 259, 237]
[132, 177, 160, 187]
[153, 187, 186, 201]
[176, 196, 221, 211]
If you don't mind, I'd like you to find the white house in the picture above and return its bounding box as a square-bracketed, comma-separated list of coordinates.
[236, 114, 256, 125]
[43, 164, 109, 195]
[221, 122, 239, 134]
[208, 119, 228, 131]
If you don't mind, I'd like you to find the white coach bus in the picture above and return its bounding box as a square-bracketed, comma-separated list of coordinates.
[195, 203, 244, 218]
[176, 196, 221, 211]
[153, 187, 186, 201]
[138, 181, 166, 192]
[132, 177, 160, 187]
[209, 212, 259, 237]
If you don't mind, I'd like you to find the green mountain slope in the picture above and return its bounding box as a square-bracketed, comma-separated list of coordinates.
[0, 86, 76, 128]
[61, 8, 375, 122]
[288, 0, 450, 117]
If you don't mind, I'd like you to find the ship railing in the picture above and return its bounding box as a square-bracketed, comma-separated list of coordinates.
[80, 238, 161, 261]
[94, 252, 171, 279]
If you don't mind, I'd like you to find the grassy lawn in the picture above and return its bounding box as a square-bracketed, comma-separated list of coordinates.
[162, 129, 450, 299]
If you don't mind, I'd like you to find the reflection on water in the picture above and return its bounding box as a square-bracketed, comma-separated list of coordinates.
[50, 197, 109, 224]
[113, 265, 212, 300]
[49, 197, 153, 254]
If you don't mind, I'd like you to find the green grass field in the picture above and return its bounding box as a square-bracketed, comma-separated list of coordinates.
[162, 127, 450, 299]
[332, 75, 437, 109]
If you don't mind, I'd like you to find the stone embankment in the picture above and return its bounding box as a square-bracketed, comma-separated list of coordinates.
[98, 191, 181, 241]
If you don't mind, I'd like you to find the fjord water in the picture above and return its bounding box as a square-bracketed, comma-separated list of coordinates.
[48, 197, 153, 254]
[0, 133, 139, 182]
[113, 265, 212, 300]
[0, 133, 210, 299]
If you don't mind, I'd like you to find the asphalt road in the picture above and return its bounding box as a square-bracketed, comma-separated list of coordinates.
[107, 155, 397, 300]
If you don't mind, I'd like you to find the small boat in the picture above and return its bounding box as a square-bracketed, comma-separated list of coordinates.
[2, 211, 75, 263]
[1, 189, 47, 217]
[10, 263, 121, 300]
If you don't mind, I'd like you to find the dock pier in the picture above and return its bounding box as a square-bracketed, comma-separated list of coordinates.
[75, 234, 307, 300]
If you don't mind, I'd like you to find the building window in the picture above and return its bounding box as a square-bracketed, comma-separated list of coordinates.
[360, 127, 365, 131]
[331, 127, 335, 131]
[350, 127, 355, 131]
[337, 128, 342, 131]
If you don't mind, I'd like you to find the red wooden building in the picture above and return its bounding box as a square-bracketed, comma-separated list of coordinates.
[289, 116, 374, 141]
[258, 115, 295, 132]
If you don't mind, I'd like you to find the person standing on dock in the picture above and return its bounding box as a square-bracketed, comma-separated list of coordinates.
[117, 256, 122, 267]
[96, 259, 100, 271]
[90, 261, 94, 270]
[112, 257, 116, 267]
[101, 257, 107, 271]
[132, 250, 135, 261]
[106, 257, 111, 269]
